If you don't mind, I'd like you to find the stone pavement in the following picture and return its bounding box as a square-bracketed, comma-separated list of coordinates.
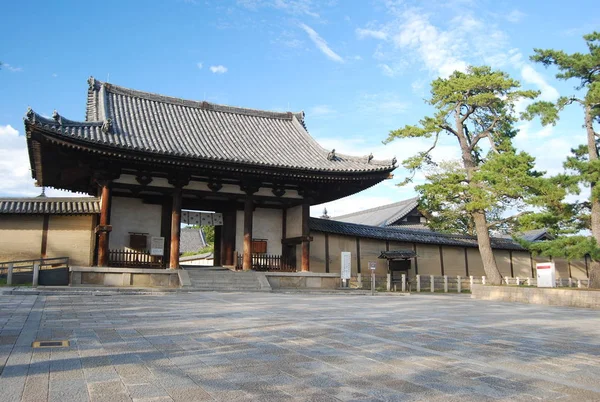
[0, 292, 599, 402]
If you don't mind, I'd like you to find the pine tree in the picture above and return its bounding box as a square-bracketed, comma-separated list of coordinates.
[385, 66, 545, 285]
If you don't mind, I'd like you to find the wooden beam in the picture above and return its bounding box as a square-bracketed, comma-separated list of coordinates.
[169, 188, 182, 269]
[325, 233, 330, 273]
[40, 214, 49, 259]
[97, 184, 112, 267]
[439, 245, 444, 276]
[243, 197, 253, 270]
[356, 237, 361, 274]
[301, 202, 310, 272]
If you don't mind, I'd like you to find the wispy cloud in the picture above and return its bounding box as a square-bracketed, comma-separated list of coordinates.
[356, 28, 387, 40]
[506, 9, 525, 23]
[378, 63, 396, 77]
[1, 63, 23, 72]
[299, 23, 344, 63]
[197, 62, 203, 69]
[309, 105, 336, 116]
[521, 65, 559, 101]
[210, 65, 228, 74]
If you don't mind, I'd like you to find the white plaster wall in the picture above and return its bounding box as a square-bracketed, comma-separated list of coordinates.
[235, 208, 283, 255]
[286, 205, 303, 238]
[109, 197, 162, 250]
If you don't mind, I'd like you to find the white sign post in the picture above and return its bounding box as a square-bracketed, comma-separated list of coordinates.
[341, 252, 351, 287]
[536, 262, 556, 287]
[369, 261, 376, 295]
[150, 237, 165, 256]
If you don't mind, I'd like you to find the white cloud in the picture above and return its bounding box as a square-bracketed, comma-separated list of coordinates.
[309, 105, 336, 116]
[506, 9, 525, 23]
[356, 28, 387, 40]
[197, 62, 203, 69]
[299, 23, 344, 63]
[210, 65, 228, 74]
[1, 63, 22, 72]
[378, 63, 396, 77]
[358, 92, 409, 116]
[312, 194, 397, 218]
[521, 65, 560, 101]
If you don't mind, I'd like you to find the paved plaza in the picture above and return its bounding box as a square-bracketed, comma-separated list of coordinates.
[0, 292, 599, 401]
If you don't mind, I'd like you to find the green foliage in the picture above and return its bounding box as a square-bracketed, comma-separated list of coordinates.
[202, 225, 215, 244]
[181, 244, 214, 257]
[386, 66, 545, 238]
[519, 32, 600, 267]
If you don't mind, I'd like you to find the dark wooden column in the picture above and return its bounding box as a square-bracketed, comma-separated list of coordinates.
[168, 175, 190, 269]
[301, 202, 310, 272]
[243, 197, 254, 270]
[213, 226, 222, 266]
[97, 183, 112, 267]
[169, 187, 182, 269]
[221, 209, 236, 266]
[160, 196, 173, 268]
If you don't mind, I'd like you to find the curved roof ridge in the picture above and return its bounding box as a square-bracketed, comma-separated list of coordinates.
[88, 76, 303, 121]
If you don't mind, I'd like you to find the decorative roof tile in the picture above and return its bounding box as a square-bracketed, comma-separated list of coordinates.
[310, 218, 526, 251]
[25, 78, 396, 174]
[0, 197, 101, 215]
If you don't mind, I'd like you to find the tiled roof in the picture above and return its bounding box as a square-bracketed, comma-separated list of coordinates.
[333, 197, 419, 226]
[310, 218, 526, 251]
[0, 197, 100, 215]
[24, 78, 395, 174]
[378, 250, 417, 260]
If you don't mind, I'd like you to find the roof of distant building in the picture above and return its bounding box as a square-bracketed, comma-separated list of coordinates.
[0, 197, 100, 215]
[332, 197, 420, 227]
[310, 217, 526, 251]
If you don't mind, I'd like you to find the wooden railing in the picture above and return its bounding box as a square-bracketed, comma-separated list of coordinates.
[108, 249, 163, 268]
[235, 253, 296, 272]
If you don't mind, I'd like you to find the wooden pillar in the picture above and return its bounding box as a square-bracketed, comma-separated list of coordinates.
[97, 183, 112, 267]
[243, 197, 253, 270]
[413, 243, 419, 275]
[160, 197, 173, 268]
[40, 214, 50, 259]
[301, 202, 310, 272]
[509, 250, 514, 277]
[213, 225, 222, 266]
[464, 248, 469, 277]
[439, 245, 445, 276]
[356, 237, 361, 274]
[169, 187, 182, 269]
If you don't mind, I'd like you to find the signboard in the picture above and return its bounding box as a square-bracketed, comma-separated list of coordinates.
[341, 252, 352, 280]
[212, 213, 223, 226]
[150, 237, 165, 256]
[536, 262, 556, 287]
[368, 261, 377, 271]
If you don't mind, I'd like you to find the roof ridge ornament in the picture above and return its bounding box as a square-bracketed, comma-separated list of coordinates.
[327, 149, 336, 161]
[52, 110, 62, 125]
[392, 157, 397, 166]
[87, 76, 97, 90]
[101, 118, 112, 134]
[368, 153, 373, 164]
[25, 107, 34, 122]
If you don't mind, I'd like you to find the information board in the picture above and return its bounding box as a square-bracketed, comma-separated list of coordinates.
[536, 262, 556, 287]
[150, 237, 165, 256]
[341, 252, 352, 280]
[368, 261, 377, 271]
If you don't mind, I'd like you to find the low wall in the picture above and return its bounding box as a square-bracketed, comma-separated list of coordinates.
[265, 272, 340, 289]
[471, 284, 600, 309]
[71, 267, 181, 288]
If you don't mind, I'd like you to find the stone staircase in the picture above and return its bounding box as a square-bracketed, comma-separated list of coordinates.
[182, 266, 271, 292]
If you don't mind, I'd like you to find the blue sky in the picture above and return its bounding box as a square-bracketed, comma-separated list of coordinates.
[1, 0, 598, 216]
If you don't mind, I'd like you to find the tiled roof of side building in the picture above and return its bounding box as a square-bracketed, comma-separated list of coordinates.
[332, 197, 419, 227]
[0, 197, 101, 215]
[309, 218, 526, 251]
[24, 77, 396, 174]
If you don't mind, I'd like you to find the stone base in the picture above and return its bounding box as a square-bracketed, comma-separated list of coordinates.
[264, 272, 340, 289]
[70, 266, 181, 288]
[471, 284, 600, 309]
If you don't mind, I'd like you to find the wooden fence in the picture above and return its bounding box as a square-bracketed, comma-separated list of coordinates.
[108, 249, 163, 268]
[235, 253, 296, 272]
